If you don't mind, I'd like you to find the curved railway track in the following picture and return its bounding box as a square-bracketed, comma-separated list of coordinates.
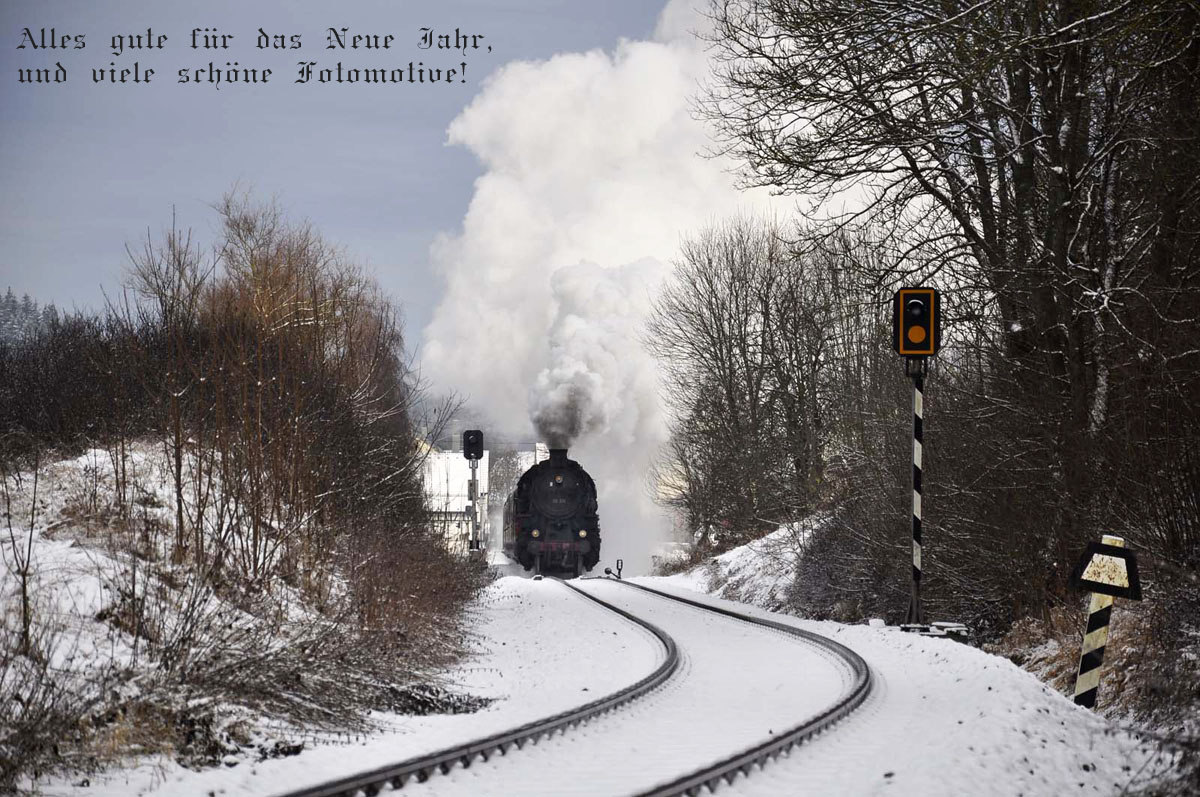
[619, 580, 872, 796]
[277, 577, 873, 797]
[278, 579, 679, 797]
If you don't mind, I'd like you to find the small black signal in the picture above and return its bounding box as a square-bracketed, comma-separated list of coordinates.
[463, 429, 484, 460]
[893, 287, 941, 357]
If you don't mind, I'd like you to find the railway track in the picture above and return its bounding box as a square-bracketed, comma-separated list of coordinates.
[276, 577, 873, 797]
[619, 580, 872, 796]
[277, 579, 679, 797]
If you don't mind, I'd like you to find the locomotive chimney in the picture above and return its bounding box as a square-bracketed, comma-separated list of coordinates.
[548, 448, 568, 464]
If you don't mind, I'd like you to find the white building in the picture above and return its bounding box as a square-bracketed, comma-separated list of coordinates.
[423, 448, 490, 553]
[516, 442, 550, 473]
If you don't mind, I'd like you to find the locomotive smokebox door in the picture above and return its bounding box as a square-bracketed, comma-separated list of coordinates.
[462, 429, 484, 460]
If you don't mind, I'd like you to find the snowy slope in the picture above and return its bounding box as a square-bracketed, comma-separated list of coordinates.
[75, 574, 1171, 796]
[661, 519, 819, 610]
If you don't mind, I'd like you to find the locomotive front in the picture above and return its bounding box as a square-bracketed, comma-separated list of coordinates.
[502, 448, 600, 575]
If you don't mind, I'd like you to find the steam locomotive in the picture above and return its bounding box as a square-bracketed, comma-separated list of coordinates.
[502, 448, 600, 576]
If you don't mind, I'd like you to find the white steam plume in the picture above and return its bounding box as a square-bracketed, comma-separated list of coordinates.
[422, 0, 777, 573]
[531, 259, 662, 450]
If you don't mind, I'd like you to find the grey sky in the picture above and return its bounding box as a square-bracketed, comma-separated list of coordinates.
[0, 0, 662, 346]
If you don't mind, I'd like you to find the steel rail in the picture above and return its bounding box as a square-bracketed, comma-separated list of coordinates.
[275, 579, 679, 797]
[607, 579, 873, 797]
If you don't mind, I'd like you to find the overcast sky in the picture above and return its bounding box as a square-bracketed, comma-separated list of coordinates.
[1, 0, 664, 340]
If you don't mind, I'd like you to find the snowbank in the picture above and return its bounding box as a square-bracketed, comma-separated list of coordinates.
[2, 443, 484, 793]
[659, 518, 822, 610]
[637, 578, 1177, 795]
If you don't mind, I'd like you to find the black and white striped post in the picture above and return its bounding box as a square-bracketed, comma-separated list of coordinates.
[906, 362, 926, 624]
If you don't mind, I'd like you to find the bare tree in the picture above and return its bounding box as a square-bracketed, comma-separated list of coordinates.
[704, 0, 1200, 591]
[648, 217, 836, 547]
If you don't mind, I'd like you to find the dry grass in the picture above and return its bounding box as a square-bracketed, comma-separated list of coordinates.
[651, 546, 712, 578]
[984, 597, 1192, 713]
[985, 590, 1200, 794]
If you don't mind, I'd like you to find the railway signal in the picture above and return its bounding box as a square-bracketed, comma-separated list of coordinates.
[892, 287, 941, 357]
[463, 429, 484, 460]
[463, 430, 484, 552]
[1069, 535, 1142, 708]
[892, 287, 941, 628]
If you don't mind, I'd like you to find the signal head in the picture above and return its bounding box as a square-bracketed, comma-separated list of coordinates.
[893, 287, 941, 357]
[462, 429, 484, 460]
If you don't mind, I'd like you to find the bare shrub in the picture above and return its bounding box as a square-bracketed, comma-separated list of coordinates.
[0, 192, 489, 789]
[652, 546, 710, 578]
[0, 621, 101, 791]
[347, 521, 493, 646]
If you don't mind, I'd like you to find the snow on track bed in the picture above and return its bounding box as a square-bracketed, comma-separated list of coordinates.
[53, 577, 665, 797]
[395, 577, 856, 796]
[277, 578, 681, 797]
[635, 579, 1173, 797]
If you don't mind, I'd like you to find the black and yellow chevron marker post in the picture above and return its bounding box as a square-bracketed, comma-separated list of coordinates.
[1068, 534, 1143, 709]
[1074, 575, 1115, 708]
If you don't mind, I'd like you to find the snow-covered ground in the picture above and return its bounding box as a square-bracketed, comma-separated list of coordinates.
[40, 576, 664, 796]
[637, 578, 1173, 796]
[394, 576, 850, 796]
[52, 575, 1171, 796]
[23, 514, 1176, 796]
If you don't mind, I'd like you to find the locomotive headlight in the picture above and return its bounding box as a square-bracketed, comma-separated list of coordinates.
[531, 528, 540, 538]
[578, 529, 587, 538]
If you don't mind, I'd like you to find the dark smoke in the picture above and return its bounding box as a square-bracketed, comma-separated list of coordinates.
[532, 384, 589, 449]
